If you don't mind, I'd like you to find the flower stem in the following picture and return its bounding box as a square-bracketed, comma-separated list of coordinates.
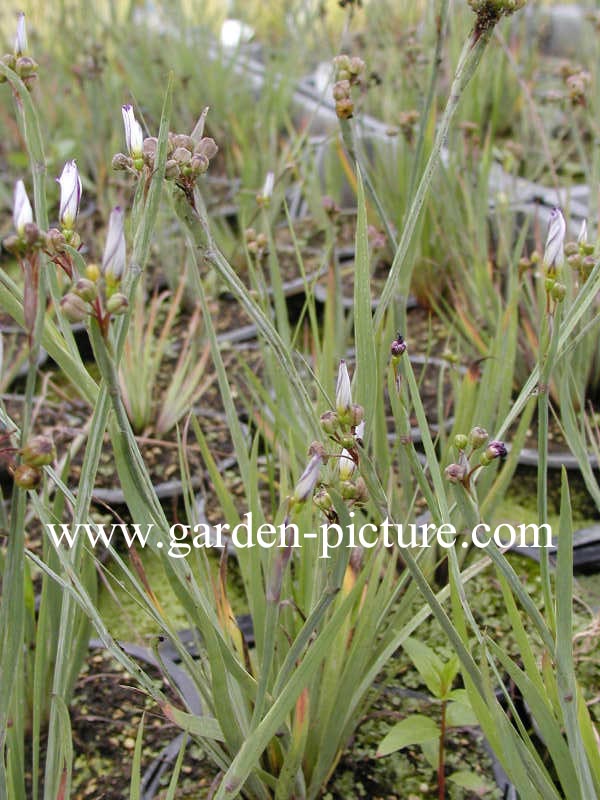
[438, 699, 447, 800]
[373, 22, 497, 333]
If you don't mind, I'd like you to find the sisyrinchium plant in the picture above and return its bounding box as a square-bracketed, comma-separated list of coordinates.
[0, 3, 599, 800]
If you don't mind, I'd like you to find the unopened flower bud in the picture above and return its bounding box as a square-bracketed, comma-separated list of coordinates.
[292, 452, 323, 504]
[190, 154, 209, 175]
[543, 207, 566, 272]
[354, 477, 368, 504]
[0, 54, 17, 75]
[339, 435, 356, 451]
[102, 206, 126, 282]
[20, 435, 56, 467]
[12, 463, 41, 490]
[322, 196, 340, 218]
[340, 478, 368, 503]
[56, 160, 82, 230]
[86, 263, 101, 282]
[72, 278, 97, 302]
[332, 80, 350, 101]
[172, 134, 194, 150]
[173, 146, 192, 164]
[354, 419, 365, 445]
[468, 426, 488, 449]
[194, 137, 218, 160]
[333, 54, 350, 73]
[23, 222, 42, 248]
[390, 334, 406, 359]
[445, 463, 467, 484]
[44, 227, 66, 255]
[480, 440, 507, 465]
[2, 234, 20, 254]
[551, 282, 566, 302]
[564, 242, 579, 257]
[106, 292, 128, 315]
[60, 292, 89, 322]
[143, 137, 158, 161]
[14, 12, 27, 57]
[16, 56, 37, 78]
[111, 153, 130, 171]
[313, 488, 333, 513]
[13, 180, 33, 235]
[336, 360, 352, 417]
[165, 159, 180, 179]
[340, 480, 357, 500]
[454, 434, 468, 451]
[348, 56, 365, 77]
[308, 441, 327, 460]
[349, 404, 364, 427]
[320, 410, 339, 435]
[582, 255, 595, 276]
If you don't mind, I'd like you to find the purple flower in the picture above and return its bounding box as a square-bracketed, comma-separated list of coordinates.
[390, 334, 406, 358]
[481, 440, 508, 465]
[487, 440, 507, 458]
[445, 463, 467, 484]
[293, 453, 323, 503]
[56, 160, 82, 229]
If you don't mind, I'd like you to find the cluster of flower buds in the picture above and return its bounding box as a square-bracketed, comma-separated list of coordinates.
[390, 332, 407, 391]
[11, 434, 56, 490]
[245, 228, 268, 260]
[332, 55, 365, 119]
[0, 13, 38, 89]
[565, 220, 596, 283]
[112, 105, 218, 194]
[541, 207, 568, 303]
[467, 0, 527, 25]
[322, 195, 341, 221]
[59, 206, 128, 334]
[4, 161, 83, 271]
[398, 109, 420, 144]
[315, 360, 368, 513]
[367, 225, 386, 253]
[43, 160, 84, 281]
[559, 63, 591, 107]
[3, 181, 48, 340]
[445, 426, 507, 488]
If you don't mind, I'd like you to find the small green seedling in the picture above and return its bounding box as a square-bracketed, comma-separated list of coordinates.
[376, 637, 494, 799]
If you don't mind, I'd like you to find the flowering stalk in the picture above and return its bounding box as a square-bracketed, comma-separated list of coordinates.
[4, 181, 44, 347]
[536, 209, 567, 632]
[373, 1, 528, 333]
[0, 12, 38, 89]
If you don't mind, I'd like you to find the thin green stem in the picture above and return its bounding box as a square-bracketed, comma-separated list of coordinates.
[537, 301, 562, 633]
[373, 23, 497, 332]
